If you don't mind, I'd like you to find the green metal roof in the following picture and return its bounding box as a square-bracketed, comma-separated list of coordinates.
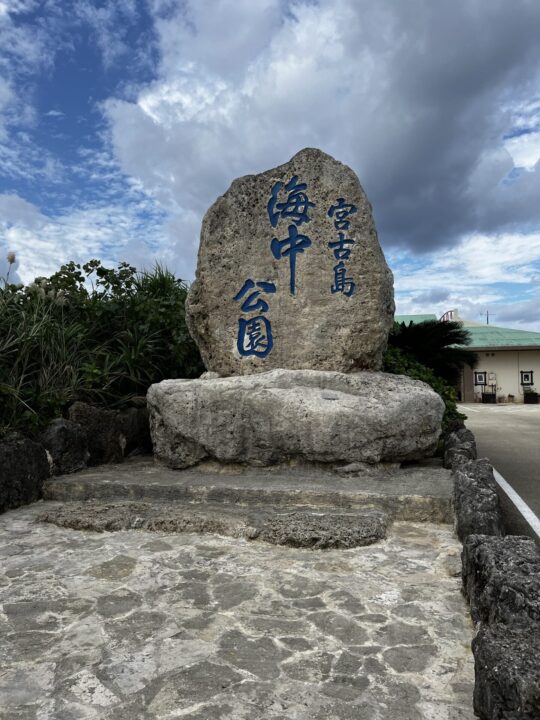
[394, 314, 438, 325]
[460, 324, 540, 349]
[393, 314, 540, 349]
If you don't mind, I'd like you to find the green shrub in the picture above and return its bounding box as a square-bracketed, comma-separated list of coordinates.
[0, 260, 204, 437]
[388, 319, 477, 386]
[382, 346, 466, 435]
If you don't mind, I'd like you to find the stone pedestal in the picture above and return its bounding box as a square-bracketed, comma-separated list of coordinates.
[148, 148, 444, 472]
[147, 369, 444, 470]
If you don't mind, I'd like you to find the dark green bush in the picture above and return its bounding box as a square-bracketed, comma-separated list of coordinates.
[388, 319, 477, 386]
[383, 346, 466, 435]
[0, 260, 204, 437]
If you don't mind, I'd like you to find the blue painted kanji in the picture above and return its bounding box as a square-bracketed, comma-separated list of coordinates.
[271, 224, 312, 295]
[234, 279, 277, 313]
[267, 175, 315, 228]
[328, 198, 357, 230]
[328, 232, 355, 260]
[237, 316, 273, 358]
[331, 261, 356, 297]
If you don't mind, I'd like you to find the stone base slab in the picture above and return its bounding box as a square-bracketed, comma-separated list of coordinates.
[44, 456, 454, 523]
[38, 501, 388, 549]
[147, 369, 445, 469]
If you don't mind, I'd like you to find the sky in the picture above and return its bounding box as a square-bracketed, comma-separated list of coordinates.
[1, 0, 540, 330]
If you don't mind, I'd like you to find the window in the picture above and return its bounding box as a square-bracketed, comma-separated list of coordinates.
[474, 371, 487, 386]
[520, 370, 534, 386]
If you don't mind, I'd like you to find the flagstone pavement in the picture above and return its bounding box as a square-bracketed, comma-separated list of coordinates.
[0, 503, 475, 720]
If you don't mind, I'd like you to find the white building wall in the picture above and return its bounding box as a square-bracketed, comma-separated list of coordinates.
[473, 349, 540, 402]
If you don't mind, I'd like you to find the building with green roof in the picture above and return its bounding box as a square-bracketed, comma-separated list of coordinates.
[459, 323, 540, 351]
[394, 314, 438, 325]
[393, 310, 540, 402]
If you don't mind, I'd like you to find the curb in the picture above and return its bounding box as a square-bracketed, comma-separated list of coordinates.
[444, 428, 540, 720]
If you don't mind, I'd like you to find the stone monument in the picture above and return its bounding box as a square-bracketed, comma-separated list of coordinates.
[148, 148, 444, 469]
[186, 147, 394, 375]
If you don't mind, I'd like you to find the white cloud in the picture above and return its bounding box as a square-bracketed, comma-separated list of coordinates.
[392, 231, 540, 330]
[103, 0, 540, 261]
[3, 0, 540, 333]
[0, 192, 171, 284]
[505, 132, 540, 171]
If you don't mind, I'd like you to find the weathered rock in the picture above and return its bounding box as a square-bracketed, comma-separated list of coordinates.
[68, 402, 124, 465]
[186, 147, 394, 376]
[116, 407, 151, 456]
[472, 624, 540, 720]
[253, 510, 387, 549]
[453, 459, 504, 541]
[38, 418, 89, 475]
[462, 534, 540, 626]
[38, 501, 387, 549]
[444, 428, 477, 469]
[445, 445, 477, 469]
[0, 433, 49, 513]
[38, 501, 247, 537]
[147, 368, 444, 469]
[446, 427, 476, 448]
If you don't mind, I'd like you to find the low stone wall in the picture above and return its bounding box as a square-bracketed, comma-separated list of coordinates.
[0, 404, 151, 514]
[0, 434, 49, 514]
[444, 428, 540, 720]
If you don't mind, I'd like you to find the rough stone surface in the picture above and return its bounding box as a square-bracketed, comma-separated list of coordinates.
[0, 433, 49, 514]
[444, 428, 477, 469]
[446, 428, 476, 450]
[186, 148, 394, 376]
[44, 456, 455, 523]
[0, 504, 475, 719]
[255, 510, 387, 549]
[38, 418, 89, 475]
[147, 369, 444, 469]
[116, 407, 152, 456]
[453, 459, 504, 541]
[38, 501, 388, 549]
[472, 624, 540, 720]
[68, 402, 124, 465]
[462, 534, 540, 626]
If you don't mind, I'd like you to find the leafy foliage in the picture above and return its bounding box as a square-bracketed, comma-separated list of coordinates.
[0, 260, 204, 437]
[388, 319, 477, 385]
[382, 346, 466, 435]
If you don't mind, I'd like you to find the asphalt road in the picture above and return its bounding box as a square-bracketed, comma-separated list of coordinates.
[459, 403, 540, 537]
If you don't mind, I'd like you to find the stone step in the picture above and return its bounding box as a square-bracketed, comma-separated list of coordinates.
[37, 500, 388, 549]
[43, 456, 454, 524]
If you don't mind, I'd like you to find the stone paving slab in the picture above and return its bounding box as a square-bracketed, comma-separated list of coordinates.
[0, 503, 473, 719]
[44, 457, 453, 523]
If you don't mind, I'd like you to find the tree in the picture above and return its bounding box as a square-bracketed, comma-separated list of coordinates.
[387, 320, 477, 385]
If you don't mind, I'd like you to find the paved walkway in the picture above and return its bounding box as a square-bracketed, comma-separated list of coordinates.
[0, 503, 474, 720]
